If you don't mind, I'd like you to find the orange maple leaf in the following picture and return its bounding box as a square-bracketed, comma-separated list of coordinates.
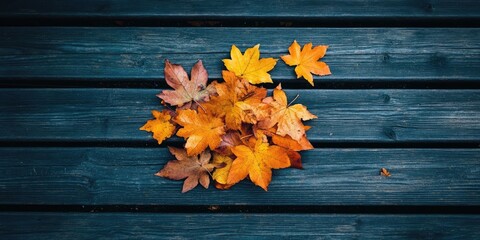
[259, 84, 317, 141]
[256, 127, 308, 169]
[156, 147, 215, 193]
[157, 60, 216, 108]
[139, 110, 176, 144]
[174, 109, 225, 156]
[266, 128, 314, 151]
[204, 71, 268, 130]
[223, 44, 277, 84]
[281, 40, 331, 86]
[227, 136, 291, 191]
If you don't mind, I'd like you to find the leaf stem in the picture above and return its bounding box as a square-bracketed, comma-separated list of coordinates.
[195, 100, 207, 113]
[240, 134, 254, 139]
[287, 94, 300, 107]
[201, 164, 214, 178]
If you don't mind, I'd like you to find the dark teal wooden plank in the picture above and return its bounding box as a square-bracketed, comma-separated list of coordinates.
[0, 148, 478, 205]
[0, 28, 479, 82]
[0, 89, 478, 142]
[1, 213, 479, 239]
[2, 0, 480, 18]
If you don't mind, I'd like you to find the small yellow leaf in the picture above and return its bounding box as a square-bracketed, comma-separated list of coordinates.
[139, 110, 176, 144]
[212, 153, 233, 185]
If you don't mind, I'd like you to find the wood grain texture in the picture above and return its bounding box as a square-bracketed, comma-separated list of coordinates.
[1, 148, 478, 205]
[0, 28, 479, 82]
[1, 2, 478, 239]
[1, 213, 479, 239]
[0, 89, 478, 142]
[1, 0, 479, 18]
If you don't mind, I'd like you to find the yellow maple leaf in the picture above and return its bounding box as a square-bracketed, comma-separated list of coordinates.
[139, 110, 176, 144]
[174, 109, 225, 156]
[227, 136, 291, 191]
[223, 44, 277, 84]
[281, 40, 331, 86]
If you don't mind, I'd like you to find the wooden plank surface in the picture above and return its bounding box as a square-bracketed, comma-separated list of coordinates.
[0, 28, 479, 82]
[1, 2, 478, 239]
[1, 89, 478, 142]
[1, 148, 478, 205]
[2, 0, 480, 18]
[1, 213, 479, 239]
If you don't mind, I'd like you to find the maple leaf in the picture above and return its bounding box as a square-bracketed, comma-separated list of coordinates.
[272, 133, 313, 151]
[262, 126, 313, 151]
[157, 59, 216, 108]
[227, 136, 291, 191]
[223, 44, 277, 84]
[156, 147, 215, 193]
[259, 84, 317, 141]
[139, 110, 176, 144]
[204, 71, 268, 130]
[281, 40, 331, 86]
[175, 109, 225, 156]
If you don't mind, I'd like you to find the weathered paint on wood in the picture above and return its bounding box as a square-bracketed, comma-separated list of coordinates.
[0, 89, 478, 142]
[0, 28, 479, 82]
[2, 0, 480, 18]
[1, 148, 478, 205]
[1, 213, 479, 239]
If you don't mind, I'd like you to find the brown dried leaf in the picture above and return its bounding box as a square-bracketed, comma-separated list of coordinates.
[155, 147, 215, 193]
[157, 59, 216, 108]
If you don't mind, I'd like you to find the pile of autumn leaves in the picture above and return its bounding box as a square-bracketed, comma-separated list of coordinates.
[140, 41, 330, 192]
